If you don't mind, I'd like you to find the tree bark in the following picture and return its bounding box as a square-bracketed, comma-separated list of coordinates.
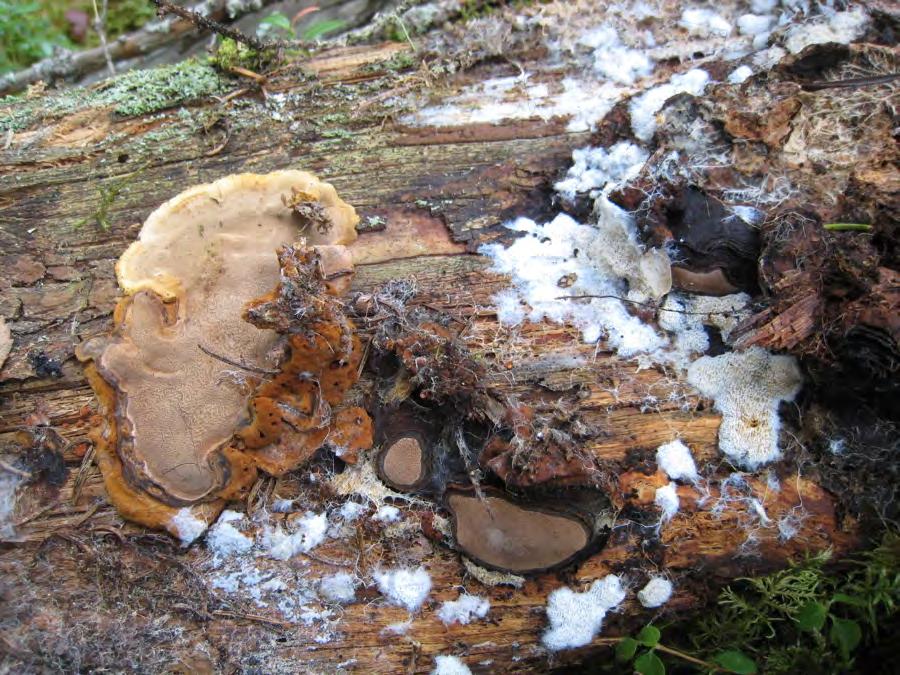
[0, 40, 857, 673]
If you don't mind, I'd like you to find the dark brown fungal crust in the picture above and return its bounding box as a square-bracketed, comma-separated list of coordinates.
[479, 402, 604, 488]
[444, 486, 596, 574]
[612, 182, 762, 295]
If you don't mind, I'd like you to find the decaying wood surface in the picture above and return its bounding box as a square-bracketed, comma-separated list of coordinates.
[0, 37, 858, 674]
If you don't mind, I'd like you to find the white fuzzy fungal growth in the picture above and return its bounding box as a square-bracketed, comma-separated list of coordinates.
[432, 655, 472, 675]
[555, 141, 649, 201]
[687, 347, 803, 469]
[375, 567, 432, 612]
[579, 24, 654, 85]
[656, 440, 699, 483]
[319, 572, 357, 604]
[542, 575, 627, 651]
[374, 505, 401, 523]
[436, 594, 490, 626]
[339, 500, 367, 521]
[728, 65, 754, 84]
[655, 482, 680, 522]
[170, 508, 207, 545]
[629, 69, 710, 141]
[262, 511, 328, 560]
[737, 13, 773, 36]
[479, 199, 670, 357]
[638, 577, 674, 608]
[784, 8, 869, 54]
[678, 8, 732, 37]
[206, 509, 253, 556]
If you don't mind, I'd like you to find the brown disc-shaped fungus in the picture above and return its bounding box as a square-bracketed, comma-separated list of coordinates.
[445, 488, 593, 574]
[373, 404, 438, 492]
[77, 171, 362, 539]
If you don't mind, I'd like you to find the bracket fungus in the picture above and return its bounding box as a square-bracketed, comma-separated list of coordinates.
[78, 171, 371, 539]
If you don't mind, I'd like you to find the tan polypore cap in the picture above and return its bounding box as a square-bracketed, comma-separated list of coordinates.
[447, 491, 591, 573]
[94, 171, 358, 503]
[380, 436, 425, 488]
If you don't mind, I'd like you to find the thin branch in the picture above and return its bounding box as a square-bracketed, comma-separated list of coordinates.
[556, 294, 744, 316]
[93, 0, 116, 76]
[197, 343, 278, 375]
[801, 73, 900, 91]
[150, 0, 267, 51]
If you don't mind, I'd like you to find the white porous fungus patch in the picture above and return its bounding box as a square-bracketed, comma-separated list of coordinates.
[374, 505, 401, 523]
[375, 567, 432, 612]
[657, 292, 751, 369]
[436, 594, 490, 626]
[637, 577, 673, 608]
[678, 8, 732, 38]
[555, 141, 649, 201]
[656, 440, 699, 483]
[687, 347, 803, 469]
[542, 575, 626, 651]
[728, 65, 754, 84]
[784, 8, 869, 54]
[432, 655, 472, 675]
[407, 75, 624, 133]
[655, 482, 680, 522]
[630, 68, 710, 141]
[206, 509, 253, 557]
[171, 508, 207, 545]
[319, 572, 357, 604]
[262, 511, 328, 560]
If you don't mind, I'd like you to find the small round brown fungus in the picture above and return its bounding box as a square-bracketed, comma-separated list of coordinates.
[446, 488, 593, 574]
[378, 436, 426, 490]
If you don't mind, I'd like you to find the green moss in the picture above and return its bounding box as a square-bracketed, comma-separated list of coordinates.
[209, 38, 280, 73]
[97, 60, 226, 117]
[320, 128, 353, 139]
[1, 59, 226, 133]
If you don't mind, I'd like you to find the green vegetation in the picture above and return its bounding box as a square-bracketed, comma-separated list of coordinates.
[688, 535, 900, 674]
[584, 534, 899, 674]
[0, 1, 72, 73]
[258, 10, 347, 42]
[209, 37, 279, 73]
[0, 0, 155, 75]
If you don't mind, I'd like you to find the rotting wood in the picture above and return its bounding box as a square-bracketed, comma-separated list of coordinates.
[0, 38, 860, 675]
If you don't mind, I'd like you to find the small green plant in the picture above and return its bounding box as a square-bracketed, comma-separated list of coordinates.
[613, 624, 756, 674]
[301, 18, 347, 41]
